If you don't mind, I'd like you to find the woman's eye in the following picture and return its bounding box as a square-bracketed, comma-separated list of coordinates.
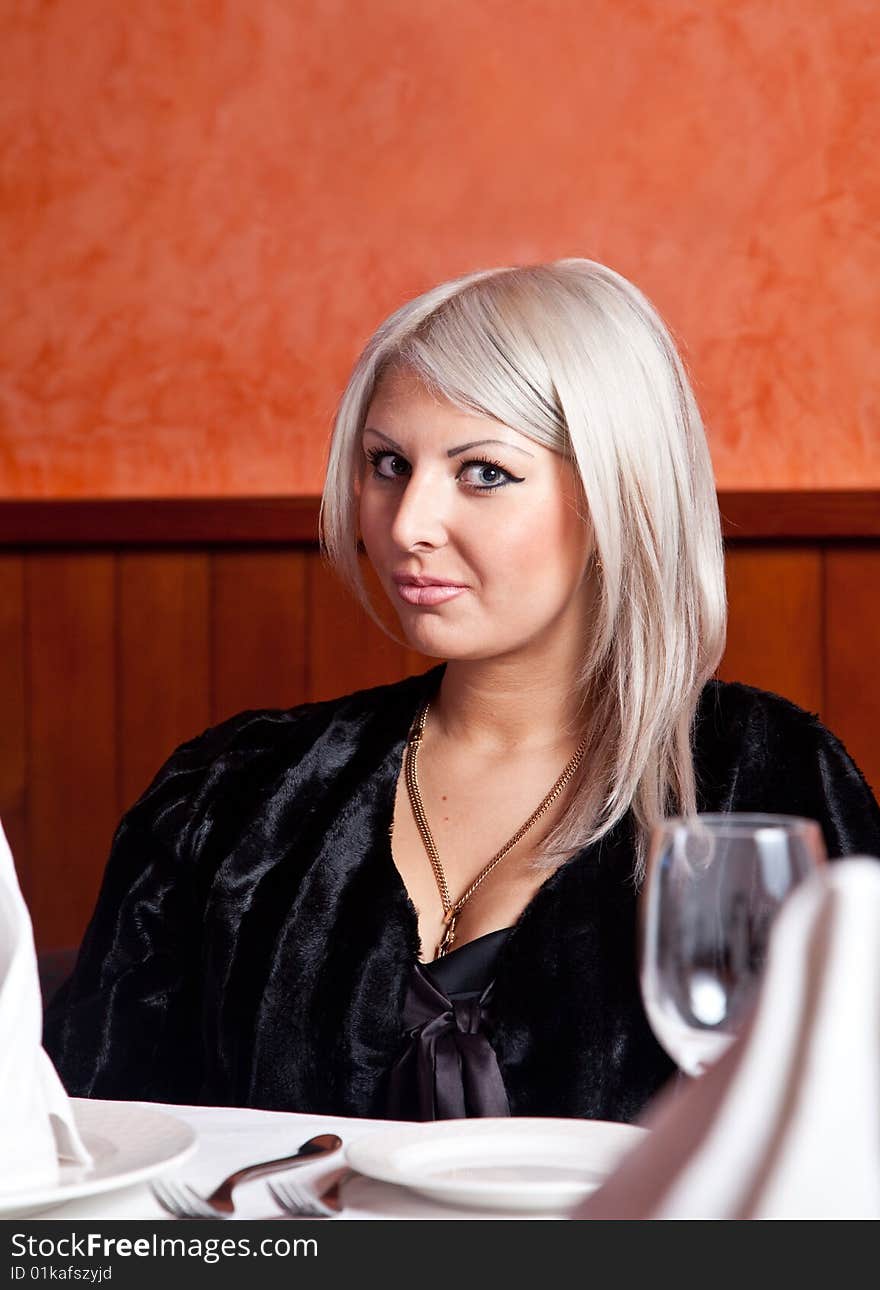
[364, 448, 523, 491]
[366, 449, 410, 479]
[458, 460, 522, 490]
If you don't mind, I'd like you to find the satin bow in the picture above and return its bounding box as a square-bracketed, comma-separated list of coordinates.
[385, 966, 511, 1120]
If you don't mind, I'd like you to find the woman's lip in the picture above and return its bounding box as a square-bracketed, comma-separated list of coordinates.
[395, 582, 468, 607]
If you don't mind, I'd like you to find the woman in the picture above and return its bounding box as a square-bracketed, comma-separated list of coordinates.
[44, 259, 880, 1122]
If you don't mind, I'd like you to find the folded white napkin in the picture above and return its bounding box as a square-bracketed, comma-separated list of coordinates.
[0, 819, 92, 1195]
[576, 856, 880, 1220]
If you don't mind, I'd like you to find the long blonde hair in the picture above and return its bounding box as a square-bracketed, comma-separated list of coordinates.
[320, 259, 727, 880]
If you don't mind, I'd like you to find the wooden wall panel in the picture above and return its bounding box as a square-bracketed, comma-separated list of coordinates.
[824, 547, 880, 802]
[212, 551, 309, 721]
[2, 493, 878, 545]
[0, 556, 27, 887]
[718, 546, 824, 715]
[306, 554, 419, 703]
[26, 555, 116, 950]
[3, 534, 876, 953]
[117, 553, 212, 809]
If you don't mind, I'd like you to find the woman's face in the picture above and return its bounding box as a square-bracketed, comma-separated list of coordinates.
[358, 365, 594, 664]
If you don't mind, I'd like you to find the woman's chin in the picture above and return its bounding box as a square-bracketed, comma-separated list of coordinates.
[394, 607, 519, 663]
[397, 624, 451, 658]
[397, 618, 467, 657]
[397, 626, 506, 664]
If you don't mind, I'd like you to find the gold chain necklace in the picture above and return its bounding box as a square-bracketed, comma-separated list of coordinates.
[403, 699, 588, 960]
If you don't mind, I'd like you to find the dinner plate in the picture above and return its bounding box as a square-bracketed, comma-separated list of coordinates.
[0, 1098, 198, 1218]
[346, 1117, 647, 1212]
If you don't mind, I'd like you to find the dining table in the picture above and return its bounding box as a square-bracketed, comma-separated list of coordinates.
[16, 1100, 582, 1222]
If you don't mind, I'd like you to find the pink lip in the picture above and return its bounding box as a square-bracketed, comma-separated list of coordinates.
[395, 582, 468, 607]
[392, 573, 467, 587]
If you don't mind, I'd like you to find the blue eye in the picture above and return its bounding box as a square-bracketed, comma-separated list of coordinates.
[363, 447, 524, 492]
[457, 460, 521, 490]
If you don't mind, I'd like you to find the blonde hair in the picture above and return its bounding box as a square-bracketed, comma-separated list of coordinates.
[320, 259, 727, 880]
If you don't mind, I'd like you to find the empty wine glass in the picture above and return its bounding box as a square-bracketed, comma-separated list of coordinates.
[639, 813, 826, 1076]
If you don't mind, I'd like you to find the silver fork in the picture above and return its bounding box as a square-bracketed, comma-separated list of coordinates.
[151, 1133, 342, 1219]
[268, 1167, 354, 1219]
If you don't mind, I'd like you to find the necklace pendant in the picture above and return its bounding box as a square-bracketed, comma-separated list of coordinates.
[436, 912, 457, 959]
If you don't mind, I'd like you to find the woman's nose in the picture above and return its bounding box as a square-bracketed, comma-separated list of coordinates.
[389, 470, 450, 550]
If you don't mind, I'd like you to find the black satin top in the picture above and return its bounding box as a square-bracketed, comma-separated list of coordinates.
[385, 928, 513, 1120]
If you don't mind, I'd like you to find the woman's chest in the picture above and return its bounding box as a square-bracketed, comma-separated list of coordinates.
[389, 755, 572, 962]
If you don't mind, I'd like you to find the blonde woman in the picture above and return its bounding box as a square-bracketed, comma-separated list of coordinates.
[45, 260, 880, 1121]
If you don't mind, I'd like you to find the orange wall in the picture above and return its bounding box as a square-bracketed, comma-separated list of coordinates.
[2, 0, 878, 498]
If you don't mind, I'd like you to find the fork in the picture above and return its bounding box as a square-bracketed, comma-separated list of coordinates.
[151, 1132, 342, 1219]
[268, 1167, 354, 1219]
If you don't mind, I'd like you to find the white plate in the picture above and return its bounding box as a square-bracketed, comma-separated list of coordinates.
[346, 1117, 647, 1212]
[0, 1098, 198, 1218]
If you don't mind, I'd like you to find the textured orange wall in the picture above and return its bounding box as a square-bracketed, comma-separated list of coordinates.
[1, 0, 878, 498]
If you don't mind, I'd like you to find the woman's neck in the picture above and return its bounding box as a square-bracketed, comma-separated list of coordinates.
[430, 655, 585, 757]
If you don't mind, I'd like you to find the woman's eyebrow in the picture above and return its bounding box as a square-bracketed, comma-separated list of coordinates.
[446, 438, 534, 458]
[363, 428, 534, 458]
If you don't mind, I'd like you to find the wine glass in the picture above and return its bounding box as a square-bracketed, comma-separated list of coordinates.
[639, 813, 826, 1076]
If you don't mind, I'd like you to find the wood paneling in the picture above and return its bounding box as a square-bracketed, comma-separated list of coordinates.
[0, 532, 876, 951]
[1, 492, 879, 546]
[0, 499, 320, 546]
[0, 556, 27, 887]
[718, 546, 824, 715]
[306, 555, 416, 702]
[212, 551, 309, 720]
[717, 492, 880, 539]
[26, 554, 116, 949]
[117, 553, 212, 808]
[824, 547, 880, 801]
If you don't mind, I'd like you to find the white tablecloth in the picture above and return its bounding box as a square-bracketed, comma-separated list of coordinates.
[25, 1101, 563, 1221]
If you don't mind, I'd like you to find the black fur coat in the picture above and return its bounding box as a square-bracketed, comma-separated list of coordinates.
[44, 664, 880, 1122]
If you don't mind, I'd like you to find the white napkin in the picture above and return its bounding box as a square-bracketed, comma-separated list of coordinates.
[0, 818, 92, 1194]
[575, 856, 880, 1220]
